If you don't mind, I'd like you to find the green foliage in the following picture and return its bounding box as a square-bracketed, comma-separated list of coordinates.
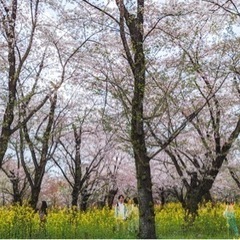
[0, 202, 237, 239]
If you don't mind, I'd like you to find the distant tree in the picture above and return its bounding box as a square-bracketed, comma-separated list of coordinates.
[20, 92, 57, 209]
[53, 112, 114, 209]
[1, 160, 29, 205]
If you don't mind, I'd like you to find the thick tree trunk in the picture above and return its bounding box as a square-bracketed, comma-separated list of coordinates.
[115, 0, 156, 237]
[184, 189, 201, 223]
[202, 190, 212, 203]
[135, 157, 156, 238]
[30, 185, 41, 209]
[80, 189, 91, 211]
[131, 45, 156, 237]
[11, 177, 23, 205]
[71, 186, 80, 207]
[183, 171, 219, 222]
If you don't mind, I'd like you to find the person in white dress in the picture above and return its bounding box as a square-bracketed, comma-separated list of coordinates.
[115, 194, 128, 220]
[114, 194, 128, 232]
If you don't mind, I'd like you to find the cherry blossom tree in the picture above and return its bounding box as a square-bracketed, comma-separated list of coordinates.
[53, 109, 116, 209]
[20, 92, 57, 209]
[0, 0, 63, 168]
[78, 0, 213, 237]
[1, 156, 29, 205]
[147, 0, 240, 222]
[0, 0, 40, 167]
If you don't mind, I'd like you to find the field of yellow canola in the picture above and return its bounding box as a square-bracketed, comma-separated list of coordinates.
[0, 202, 237, 239]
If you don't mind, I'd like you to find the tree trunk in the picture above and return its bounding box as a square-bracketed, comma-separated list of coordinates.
[135, 157, 156, 238]
[30, 185, 41, 209]
[183, 169, 221, 222]
[10, 175, 23, 205]
[23, 94, 57, 210]
[80, 189, 91, 211]
[0, 0, 40, 167]
[115, 0, 156, 237]
[82, 0, 157, 236]
[0, 0, 18, 167]
[106, 189, 118, 209]
[184, 188, 201, 223]
[71, 124, 82, 207]
[71, 185, 80, 207]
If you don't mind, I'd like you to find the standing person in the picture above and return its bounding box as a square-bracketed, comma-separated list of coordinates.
[114, 195, 128, 232]
[115, 194, 128, 220]
[127, 197, 139, 234]
[39, 200, 48, 228]
[223, 199, 239, 238]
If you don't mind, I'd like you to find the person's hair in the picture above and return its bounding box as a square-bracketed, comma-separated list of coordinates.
[118, 194, 124, 200]
[124, 196, 130, 203]
[133, 197, 138, 205]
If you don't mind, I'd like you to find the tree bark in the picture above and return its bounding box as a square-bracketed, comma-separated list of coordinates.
[0, 0, 18, 167]
[71, 124, 82, 207]
[116, 0, 156, 238]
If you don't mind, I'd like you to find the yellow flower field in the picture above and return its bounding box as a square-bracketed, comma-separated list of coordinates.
[0, 202, 237, 239]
